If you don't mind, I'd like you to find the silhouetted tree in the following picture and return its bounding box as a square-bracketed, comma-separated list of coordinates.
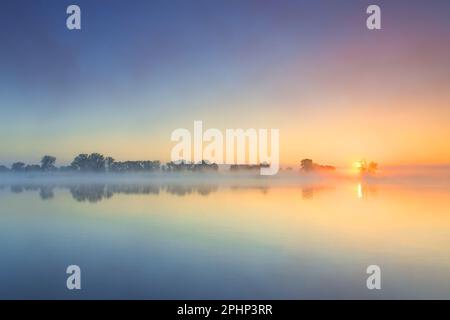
[164, 160, 193, 172]
[71, 154, 89, 171]
[142, 160, 160, 171]
[11, 162, 26, 172]
[41, 155, 56, 171]
[105, 157, 115, 172]
[301, 159, 335, 172]
[87, 153, 106, 171]
[358, 159, 378, 175]
[368, 162, 378, 174]
[71, 153, 106, 172]
[193, 160, 218, 172]
[301, 159, 314, 172]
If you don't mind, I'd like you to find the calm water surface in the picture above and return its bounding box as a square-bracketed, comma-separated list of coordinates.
[0, 176, 449, 299]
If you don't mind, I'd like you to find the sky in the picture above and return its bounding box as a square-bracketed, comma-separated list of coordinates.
[0, 0, 449, 167]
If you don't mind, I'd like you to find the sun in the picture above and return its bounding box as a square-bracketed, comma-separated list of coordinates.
[352, 160, 366, 175]
[353, 160, 365, 172]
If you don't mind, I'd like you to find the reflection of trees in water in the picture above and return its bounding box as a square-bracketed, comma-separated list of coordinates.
[70, 184, 110, 203]
[302, 188, 314, 199]
[39, 186, 54, 200]
[9, 184, 55, 199]
[230, 186, 269, 194]
[301, 185, 335, 200]
[196, 185, 218, 196]
[2, 183, 219, 202]
[2, 182, 353, 202]
[107, 184, 160, 196]
[10, 185, 24, 193]
[70, 184, 218, 201]
[164, 185, 218, 196]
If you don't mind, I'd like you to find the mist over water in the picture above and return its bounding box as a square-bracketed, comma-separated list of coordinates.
[0, 169, 449, 299]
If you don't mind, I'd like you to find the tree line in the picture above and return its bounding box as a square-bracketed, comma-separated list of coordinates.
[0, 153, 218, 173]
[300, 158, 378, 174]
[0, 154, 377, 174]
